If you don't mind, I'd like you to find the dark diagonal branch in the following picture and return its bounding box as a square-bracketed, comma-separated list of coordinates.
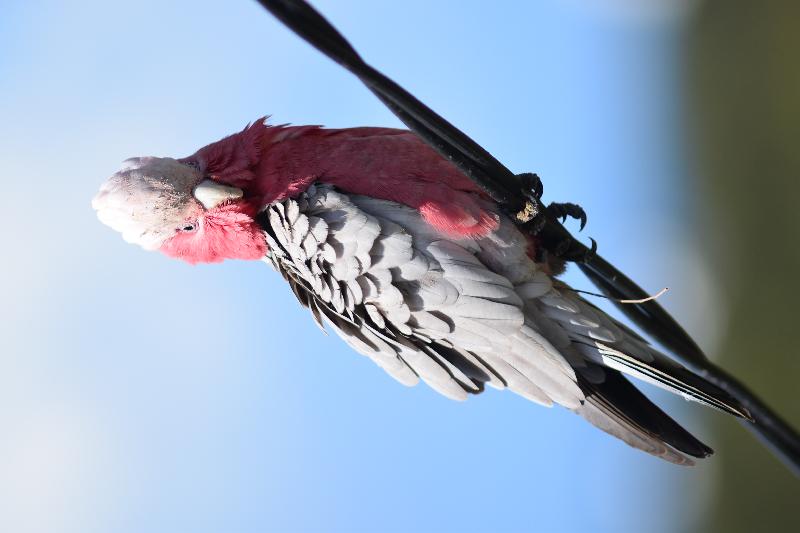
[254, 0, 800, 476]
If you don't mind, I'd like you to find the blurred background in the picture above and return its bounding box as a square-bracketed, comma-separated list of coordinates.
[0, 0, 797, 531]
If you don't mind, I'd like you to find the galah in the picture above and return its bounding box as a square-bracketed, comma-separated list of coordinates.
[93, 119, 750, 465]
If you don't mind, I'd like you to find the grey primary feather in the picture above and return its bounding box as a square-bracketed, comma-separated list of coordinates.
[258, 184, 746, 463]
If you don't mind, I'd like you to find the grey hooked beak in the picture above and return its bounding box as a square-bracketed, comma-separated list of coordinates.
[193, 179, 244, 209]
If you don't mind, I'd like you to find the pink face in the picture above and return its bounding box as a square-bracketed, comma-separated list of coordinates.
[93, 157, 267, 264]
[159, 200, 267, 264]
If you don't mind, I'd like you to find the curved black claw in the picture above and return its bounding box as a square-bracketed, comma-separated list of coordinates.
[548, 201, 587, 231]
[552, 236, 597, 263]
[517, 172, 544, 200]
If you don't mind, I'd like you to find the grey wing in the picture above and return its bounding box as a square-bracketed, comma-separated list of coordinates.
[260, 184, 583, 407]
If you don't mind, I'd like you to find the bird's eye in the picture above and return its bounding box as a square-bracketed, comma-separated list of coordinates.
[180, 223, 197, 232]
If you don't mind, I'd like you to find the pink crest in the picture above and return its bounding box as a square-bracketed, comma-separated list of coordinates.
[183, 119, 269, 189]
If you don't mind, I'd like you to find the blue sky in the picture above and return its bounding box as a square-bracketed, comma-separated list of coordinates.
[0, 1, 723, 532]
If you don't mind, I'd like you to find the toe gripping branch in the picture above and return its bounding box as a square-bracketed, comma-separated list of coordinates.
[548, 202, 587, 231]
[258, 0, 800, 475]
[516, 172, 596, 263]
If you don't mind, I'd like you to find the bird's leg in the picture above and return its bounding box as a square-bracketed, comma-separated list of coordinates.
[515, 172, 548, 234]
[516, 172, 595, 263]
[554, 236, 597, 263]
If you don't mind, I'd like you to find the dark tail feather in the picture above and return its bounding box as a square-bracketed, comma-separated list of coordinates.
[577, 366, 713, 461]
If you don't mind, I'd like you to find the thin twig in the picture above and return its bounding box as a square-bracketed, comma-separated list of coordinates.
[574, 286, 670, 304]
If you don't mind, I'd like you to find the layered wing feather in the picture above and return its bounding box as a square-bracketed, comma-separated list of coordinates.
[260, 184, 582, 407]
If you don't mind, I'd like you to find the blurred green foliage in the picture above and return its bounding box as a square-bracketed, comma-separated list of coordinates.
[687, 0, 800, 530]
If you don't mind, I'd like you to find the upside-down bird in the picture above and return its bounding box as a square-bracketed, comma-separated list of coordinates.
[93, 119, 751, 465]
